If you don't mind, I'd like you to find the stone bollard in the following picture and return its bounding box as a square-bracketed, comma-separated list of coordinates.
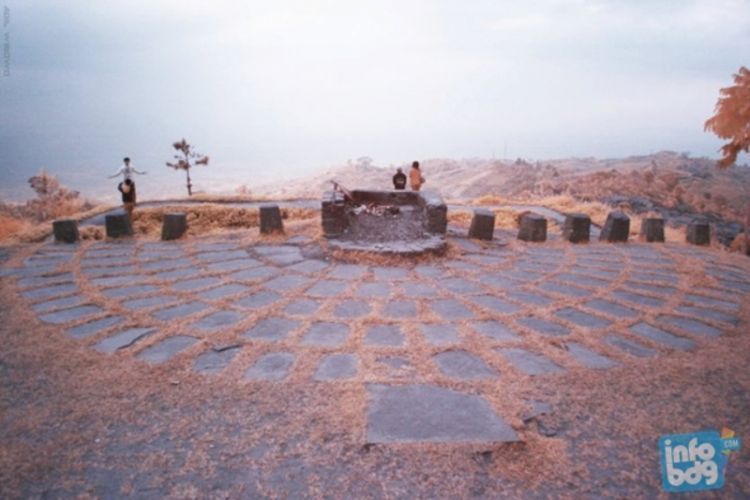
[105, 212, 133, 238]
[52, 219, 80, 244]
[161, 212, 187, 241]
[260, 204, 284, 234]
[599, 211, 630, 243]
[686, 219, 710, 246]
[468, 209, 496, 241]
[640, 217, 665, 243]
[517, 213, 547, 242]
[321, 191, 348, 238]
[562, 213, 590, 243]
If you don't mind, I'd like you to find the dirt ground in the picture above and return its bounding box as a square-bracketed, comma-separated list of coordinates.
[1, 273, 748, 498]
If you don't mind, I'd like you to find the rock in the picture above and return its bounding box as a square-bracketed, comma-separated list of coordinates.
[639, 217, 664, 243]
[259, 204, 283, 234]
[562, 213, 590, 243]
[52, 219, 79, 243]
[468, 209, 496, 241]
[686, 219, 710, 246]
[161, 212, 187, 241]
[105, 212, 134, 238]
[599, 211, 629, 243]
[517, 213, 547, 242]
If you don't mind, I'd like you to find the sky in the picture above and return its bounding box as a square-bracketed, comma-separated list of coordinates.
[0, 0, 748, 201]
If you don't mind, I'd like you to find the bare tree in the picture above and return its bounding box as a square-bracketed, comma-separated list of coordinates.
[705, 66, 750, 254]
[166, 138, 209, 196]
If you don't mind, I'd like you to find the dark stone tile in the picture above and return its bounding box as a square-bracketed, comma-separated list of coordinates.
[366, 384, 518, 443]
[355, 282, 392, 298]
[65, 316, 124, 340]
[16, 272, 74, 289]
[195, 250, 251, 263]
[471, 320, 521, 342]
[245, 352, 295, 380]
[555, 273, 610, 288]
[33, 295, 87, 313]
[372, 267, 410, 281]
[327, 264, 368, 280]
[22, 283, 78, 301]
[629, 322, 695, 351]
[203, 284, 251, 300]
[440, 277, 483, 294]
[612, 290, 665, 308]
[498, 348, 565, 375]
[236, 290, 283, 309]
[286, 259, 330, 275]
[150, 268, 199, 281]
[313, 354, 358, 381]
[378, 356, 411, 370]
[381, 300, 418, 318]
[193, 346, 241, 374]
[429, 299, 474, 320]
[39, 304, 103, 324]
[675, 305, 739, 325]
[102, 284, 159, 299]
[334, 300, 372, 318]
[683, 293, 738, 311]
[191, 311, 243, 331]
[401, 281, 440, 298]
[604, 335, 657, 357]
[142, 258, 193, 271]
[195, 241, 240, 252]
[656, 315, 722, 339]
[624, 281, 677, 295]
[136, 335, 198, 364]
[90, 275, 151, 288]
[517, 316, 569, 337]
[555, 307, 612, 329]
[365, 324, 405, 347]
[419, 324, 460, 345]
[433, 350, 497, 379]
[583, 299, 636, 318]
[414, 265, 444, 278]
[93, 327, 154, 353]
[122, 295, 178, 311]
[538, 281, 591, 297]
[171, 277, 223, 292]
[152, 301, 209, 321]
[301, 322, 350, 347]
[306, 279, 348, 298]
[263, 275, 312, 293]
[229, 266, 277, 283]
[565, 342, 617, 369]
[505, 289, 554, 307]
[207, 259, 261, 273]
[284, 299, 322, 316]
[470, 295, 519, 315]
[243, 317, 301, 341]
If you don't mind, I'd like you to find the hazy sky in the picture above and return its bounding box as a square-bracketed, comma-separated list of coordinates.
[0, 0, 748, 200]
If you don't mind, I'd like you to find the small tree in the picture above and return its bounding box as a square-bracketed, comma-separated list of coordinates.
[27, 171, 82, 221]
[705, 66, 750, 254]
[166, 138, 209, 196]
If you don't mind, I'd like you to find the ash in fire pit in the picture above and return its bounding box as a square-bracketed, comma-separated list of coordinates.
[322, 185, 447, 255]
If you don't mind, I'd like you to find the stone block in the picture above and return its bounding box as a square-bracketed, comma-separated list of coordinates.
[468, 209, 496, 240]
[517, 213, 547, 242]
[599, 211, 629, 243]
[562, 213, 590, 243]
[52, 219, 79, 244]
[259, 204, 283, 234]
[105, 212, 134, 238]
[161, 212, 187, 241]
[639, 217, 664, 242]
[686, 219, 710, 246]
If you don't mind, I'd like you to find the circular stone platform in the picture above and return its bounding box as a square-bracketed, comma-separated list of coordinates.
[2, 235, 748, 444]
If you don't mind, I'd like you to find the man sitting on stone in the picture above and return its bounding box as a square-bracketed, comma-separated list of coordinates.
[392, 168, 407, 190]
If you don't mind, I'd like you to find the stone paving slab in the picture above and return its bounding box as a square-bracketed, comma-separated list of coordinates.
[16, 272, 75, 289]
[33, 295, 87, 313]
[245, 352, 295, 380]
[334, 300, 372, 318]
[142, 258, 193, 271]
[628, 322, 695, 351]
[313, 354, 358, 381]
[498, 348, 565, 375]
[612, 290, 665, 308]
[152, 301, 210, 322]
[400, 282, 440, 298]
[657, 315, 722, 339]
[263, 275, 313, 293]
[244, 317, 300, 342]
[284, 299, 323, 316]
[327, 264, 368, 280]
[471, 321, 521, 342]
[306, 280, 348, 298]
[381, 300, 418, 318]
[229, 266, 277, 283]
[39, 304, 103, 324]
[195, 250, 251, 263]
[583, 299, 636, 319]
[123, 295, 179, 311]
[429, 299, 474, 320]
[683, 293, 739, 311]
[354, 282, 392, 298]
[171, 277, 224, 292]
[22, 283, 79, 301]
[555, 308, 612, 329]
[203, 284, 251, 300]
[301, 322, 350, 347]
[366, 384, 518, 443]
[236, 291, 283, 309]
[539, 281, 591, 297]
[365, 325, 405, 347]
[102, 284, 160, 299]
[193, 346, 241, 374]
[207, 259, 262, 273]
[565, 342, 618, 369]
[65, 316, 124, 340]
[191, 311, 243, 331]
[471, 295, 519, 315]
[372, 267, 410, 281]
[675, 305, 739, 325]
[151, 268, 199, 281]
[517, 317, 569, 337]
[94, 327, 155, 353]
[505, 290, 554, 307]
[287, 260, 330, 275]
[419, 324, 461, 345]
[137, 336, 198, 364]
[604, 335, 657, 358]
[433, 350, 497, 379]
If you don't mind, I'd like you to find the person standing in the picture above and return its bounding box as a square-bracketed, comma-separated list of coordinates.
[118, 178, 136, 220]
[409, 161, 425, 191]
[109, 157, 147, 182]
[392, 167, 407, 190]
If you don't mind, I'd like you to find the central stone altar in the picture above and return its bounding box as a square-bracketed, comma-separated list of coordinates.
[321, 189, 447, 255]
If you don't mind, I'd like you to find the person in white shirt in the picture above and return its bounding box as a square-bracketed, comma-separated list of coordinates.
[109, 157, 147, 181]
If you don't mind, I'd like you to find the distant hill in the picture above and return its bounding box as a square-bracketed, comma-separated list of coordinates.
[255, 151, 749, 223]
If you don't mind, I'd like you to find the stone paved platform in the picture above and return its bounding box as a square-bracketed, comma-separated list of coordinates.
[2, 235, 748, 444]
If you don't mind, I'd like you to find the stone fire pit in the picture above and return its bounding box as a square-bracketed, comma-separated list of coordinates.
[321, 189, 447, 255]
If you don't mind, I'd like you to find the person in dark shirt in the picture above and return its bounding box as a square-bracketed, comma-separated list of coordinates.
[118, 178, 136, 220]
[392, 168, 407, 190]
